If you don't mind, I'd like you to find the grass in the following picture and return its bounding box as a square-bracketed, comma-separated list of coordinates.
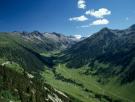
[41, 68, 98, 102]
[40, 50, 61, 57]
[3, 61, 24, 74]
[41, 64, 135, 102]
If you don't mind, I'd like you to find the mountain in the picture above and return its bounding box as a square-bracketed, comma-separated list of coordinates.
[61, 24, 135, 83]
[0, 31, 81, 70]
[17, 31, 80, 53]
[0, 32, 76, 102]
[0, 32, 54, 72]
[1, 25, 135, 102]
[0, 31, 81, 102]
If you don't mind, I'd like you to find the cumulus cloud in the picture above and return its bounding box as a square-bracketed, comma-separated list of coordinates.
[74, 35, 82, 39]
[69, 15, 88, 22]
[90, 19, 109, 25]
[78, 0, 86, 9]
[85, 8, 111, 18]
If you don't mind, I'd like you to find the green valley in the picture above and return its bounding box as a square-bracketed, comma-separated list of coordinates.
[0, 25, 135, 102]
[41, 64, 135, 102]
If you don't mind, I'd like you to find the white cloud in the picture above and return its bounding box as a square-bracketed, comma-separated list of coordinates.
[78, 0, 86, 9]
[69, 15, 88, 22]
[85, 8, 111, 18]
[74, 35, 82, 39]
[90, 19, 109, 25]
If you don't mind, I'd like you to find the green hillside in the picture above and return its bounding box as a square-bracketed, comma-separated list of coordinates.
[41, 64, 135, 102]
[0, 33, 71, 102]
[0, 33, 53, 72]
[0, 65, 70, 102]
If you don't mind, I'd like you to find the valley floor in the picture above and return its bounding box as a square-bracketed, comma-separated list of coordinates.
[41, 64, 135, 102]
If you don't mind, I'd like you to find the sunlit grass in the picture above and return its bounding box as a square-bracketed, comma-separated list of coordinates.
[41, 64, 135, 102]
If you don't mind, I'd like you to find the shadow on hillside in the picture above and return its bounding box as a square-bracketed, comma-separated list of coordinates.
[0, 40, 55, 73]
[22, 45, 54, 67]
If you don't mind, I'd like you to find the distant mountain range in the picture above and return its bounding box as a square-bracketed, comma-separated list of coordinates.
[11, 31, 83, 52]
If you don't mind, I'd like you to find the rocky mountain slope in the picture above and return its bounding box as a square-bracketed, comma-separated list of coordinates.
[13, 31, 80, 53]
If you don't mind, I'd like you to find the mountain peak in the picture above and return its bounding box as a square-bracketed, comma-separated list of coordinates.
[51, 32, 62, 37]
[129, 24, 135, 30]
[97, 27, 115, 37]
[31, 31, 43, 36]
[100, 27, 110, 32]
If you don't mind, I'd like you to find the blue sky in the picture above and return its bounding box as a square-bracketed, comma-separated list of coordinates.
[0, 0, 135, 36]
